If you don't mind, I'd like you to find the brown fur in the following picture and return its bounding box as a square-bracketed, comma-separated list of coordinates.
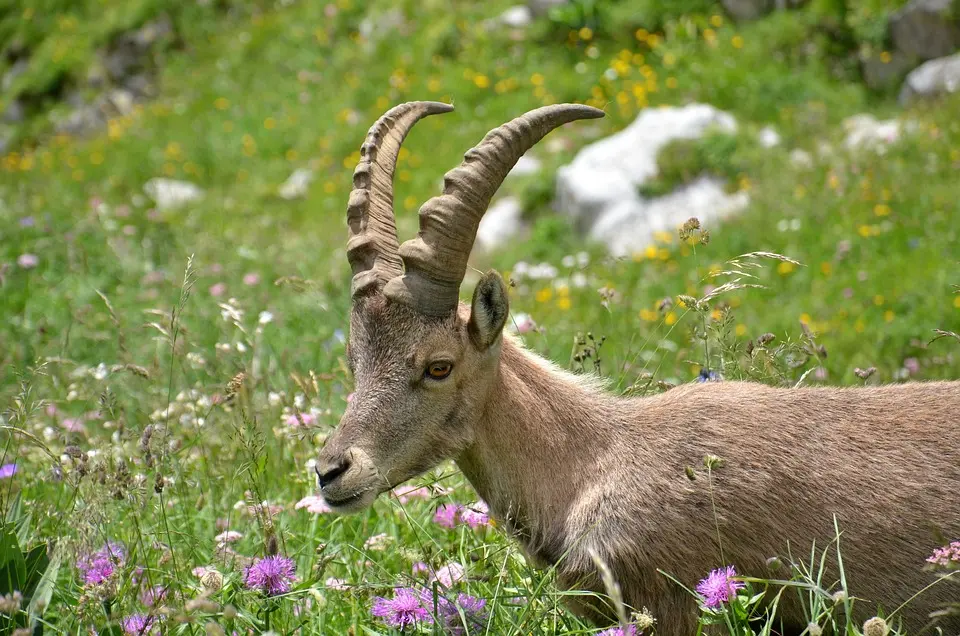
[317, 276, 960, 635]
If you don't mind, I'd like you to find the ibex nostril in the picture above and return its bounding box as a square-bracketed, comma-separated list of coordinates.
[315, 457, 351, 489]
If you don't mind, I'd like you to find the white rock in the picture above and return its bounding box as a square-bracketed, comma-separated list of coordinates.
[899, 52, 960, 105]
[589, 178, 749, 257]
[475, 197, 524, 252]
[508, 155, 542, 178]
[144, 178, 204, 210]
[278, 168, 315, 199]
[500, 5, 533, 28]
[555, 104, 745, 256]
[758, 125, 781, 148]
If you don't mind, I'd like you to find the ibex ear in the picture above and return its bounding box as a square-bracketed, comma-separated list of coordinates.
[468, 270, 509, 350]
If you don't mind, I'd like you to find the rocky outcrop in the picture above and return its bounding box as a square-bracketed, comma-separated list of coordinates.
[899, 52, 960, 103]
[554, 104, 749, 257]
[890, 0, 960, 61]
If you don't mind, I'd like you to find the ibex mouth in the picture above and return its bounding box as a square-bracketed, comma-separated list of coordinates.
[323, 492, 364, 508]
[322, 486, 380, 513]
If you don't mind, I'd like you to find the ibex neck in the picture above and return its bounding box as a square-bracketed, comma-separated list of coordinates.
[455, 335, 621, 565]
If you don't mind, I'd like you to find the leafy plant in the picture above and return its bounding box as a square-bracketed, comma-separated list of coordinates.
[0, 518, 60, 633]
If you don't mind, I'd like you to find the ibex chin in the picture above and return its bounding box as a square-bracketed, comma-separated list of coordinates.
[315, 101, 960, 634]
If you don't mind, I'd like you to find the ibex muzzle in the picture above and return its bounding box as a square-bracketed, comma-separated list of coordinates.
[316, 101, 960, 635]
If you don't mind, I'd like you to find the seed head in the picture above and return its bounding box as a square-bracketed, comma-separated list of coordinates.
[225, 372, 246, 402]
[862, 617, 888, 636]
[205, 623, 226, 636]
[200, 569, 224, 592]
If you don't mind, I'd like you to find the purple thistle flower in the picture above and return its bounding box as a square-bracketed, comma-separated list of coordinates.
[122, 614, 160, 635]
[696, 565, 744, 609]
[139, 584, 168, 608]
[371, 587, 434, 629]
[598, 626, 639, 636]
[440, 593, 488, 635]
[412, 561, 431, 576]
[434, 503, 461, 529]
[0, 463, 17, 479]
[243, 555, 297, 596]
[77, 541, 126, 586]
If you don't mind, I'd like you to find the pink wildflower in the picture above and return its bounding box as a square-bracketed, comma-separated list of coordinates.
[76, 541, 126, 586]
[441, 593, 488, 635]
[927, 541, 960, 568]
[215, 530, 243, 544]
[432, 562, 466, 588]
[0, 464, 16, 479]
[371, 587, 434, 629]
[903, 357, 920, 375]
[325, 577, 350, 591]
[434, 504, 461, 529]
[209, 282, 226, 297]
[285, 412, 317, 427]
[61, 418, 85, 434]
[122, 614, 160, 635]
[139, 585, 168, 608]
[17, 254, 38, 269]
[393, 485, 432, 504]
[412, 561, 431, 576]
[364, 533, 391, 551]
[696, 565, 744, 609]
[243, 272, 261, 285]
[295, 495, 332, 514]
[244, 555, 297, 596]
[598, 627, 639, 636]
[459, 501, 491, 529]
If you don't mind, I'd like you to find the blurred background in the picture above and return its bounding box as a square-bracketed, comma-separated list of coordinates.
[2, 0, 959, 386]
[1, 0, 960, 633]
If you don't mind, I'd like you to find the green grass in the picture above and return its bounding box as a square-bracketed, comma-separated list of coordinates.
[1, 0, 959, 633]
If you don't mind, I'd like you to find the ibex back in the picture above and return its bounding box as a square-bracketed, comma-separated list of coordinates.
[315, 101, 960, 634]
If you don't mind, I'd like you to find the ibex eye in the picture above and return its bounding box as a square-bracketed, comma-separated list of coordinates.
[425, 362, 453, 380]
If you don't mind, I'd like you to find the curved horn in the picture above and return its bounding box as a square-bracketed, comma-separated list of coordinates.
[383, 103, 605, 316]
[347, 101, 454, 297]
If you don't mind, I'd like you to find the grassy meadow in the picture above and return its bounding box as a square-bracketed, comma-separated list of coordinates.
[1, 0, 959, 633]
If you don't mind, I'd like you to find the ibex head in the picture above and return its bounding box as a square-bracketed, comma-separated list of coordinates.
[315, 101, 604, 512]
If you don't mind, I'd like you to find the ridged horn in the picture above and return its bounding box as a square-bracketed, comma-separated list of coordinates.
[347, 101, 454, 297]
[383, 103, 605, 316]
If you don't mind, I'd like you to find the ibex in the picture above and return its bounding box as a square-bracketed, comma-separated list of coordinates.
[315, 101, 960, 634]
